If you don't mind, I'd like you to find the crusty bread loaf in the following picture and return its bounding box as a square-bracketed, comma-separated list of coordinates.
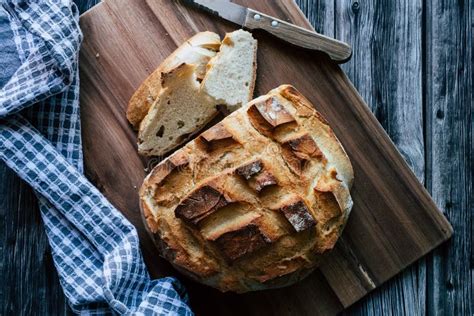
[127, 31, 221, 129]
[201, 29, 258, 111]
[140, 85, 354, 293]
[137, 63, 217, 156]
[134, 30, 257, 156]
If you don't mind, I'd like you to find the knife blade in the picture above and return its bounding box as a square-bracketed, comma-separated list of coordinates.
[182, 0, 247, 26]
[182, 0, 352, 63]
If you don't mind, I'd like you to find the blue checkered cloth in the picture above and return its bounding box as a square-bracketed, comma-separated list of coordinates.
[0, 1, 193, 315]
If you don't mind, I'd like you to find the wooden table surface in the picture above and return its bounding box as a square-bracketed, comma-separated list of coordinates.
[1, 0, 471, 315]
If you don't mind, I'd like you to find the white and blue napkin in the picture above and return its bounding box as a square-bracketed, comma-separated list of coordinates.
[0, 1, 192, 314]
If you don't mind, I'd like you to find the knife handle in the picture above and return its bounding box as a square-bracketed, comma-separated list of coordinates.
[244, 8, 352, 63]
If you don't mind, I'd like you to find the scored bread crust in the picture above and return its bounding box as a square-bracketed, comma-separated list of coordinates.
[140, 85, 354, 293]
[126, 31, 221, 129]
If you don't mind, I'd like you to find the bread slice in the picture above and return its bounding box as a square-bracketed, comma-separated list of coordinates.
[202, 29, 258, 111]
[137, 63, 217, 156]
[127, 31, 221, 129]
[136, 30, 258, 157]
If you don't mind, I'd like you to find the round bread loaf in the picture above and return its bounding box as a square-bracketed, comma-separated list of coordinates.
[140, 85, 354, 293]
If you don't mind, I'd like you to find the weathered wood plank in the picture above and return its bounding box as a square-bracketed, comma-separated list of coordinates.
[296, 0, 428, 315]
[295, 0, 335, 38]
[0, 162, 69, 316]
[338, 0, 428, 314]
[335, 0, 425, 180]
[425, 0, 473, 315]
[0, 2, 98, 316]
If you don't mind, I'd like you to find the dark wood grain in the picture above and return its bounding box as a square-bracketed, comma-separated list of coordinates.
[424, 0, 473, 315]
[297, 1, 473, 316]
[0, 163, 69, 316]
[311, 3, 429, 312]
[77, 0, 452, 314]
[309, 1, 429, 314]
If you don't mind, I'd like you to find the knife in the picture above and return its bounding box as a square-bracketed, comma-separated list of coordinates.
[182, 0, 352, 63]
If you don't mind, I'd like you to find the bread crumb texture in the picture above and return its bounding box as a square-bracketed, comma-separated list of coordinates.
[132, 30, 258, 156]
[202, 29, 258, 110]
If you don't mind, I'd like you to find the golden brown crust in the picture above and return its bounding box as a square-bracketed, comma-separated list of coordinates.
[275, 196, 317, 233]
[175, 185, 231, 226]
[140, 85, 354, 292]
[235, 160, 278, 193]
[127, 70, 162, 130]
[212, 222, 272, 262]
[247, 97, 296, 137]
[197, 122, 239, 152]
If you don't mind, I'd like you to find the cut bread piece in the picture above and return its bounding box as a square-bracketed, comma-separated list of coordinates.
[137, 63, 217, 156]
[134, 30, 258, 157]
[202, 29, 258, 111]
[127, 31, 221, 129]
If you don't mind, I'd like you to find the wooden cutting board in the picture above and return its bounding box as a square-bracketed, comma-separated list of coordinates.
[78, 0, 453, 314]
